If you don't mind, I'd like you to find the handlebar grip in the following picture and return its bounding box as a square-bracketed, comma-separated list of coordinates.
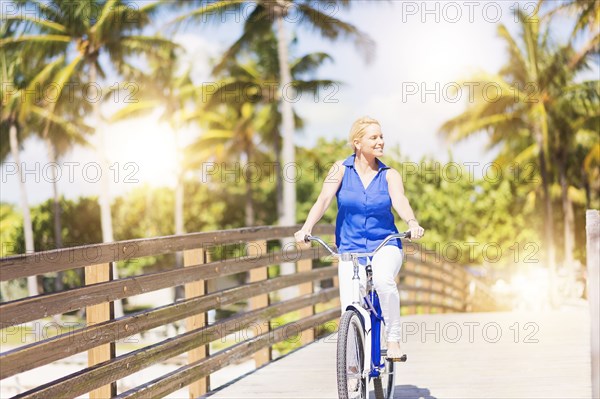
[405, 230, 411, 239]
[304, 234, 311, 243]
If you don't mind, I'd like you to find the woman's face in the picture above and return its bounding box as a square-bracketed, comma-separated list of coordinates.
[355, 124, 384, 157]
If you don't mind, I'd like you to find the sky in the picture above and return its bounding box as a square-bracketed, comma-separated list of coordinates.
[1, 0, 597, 206]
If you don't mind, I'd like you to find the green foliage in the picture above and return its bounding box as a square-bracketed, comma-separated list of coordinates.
[384, 149, 541, 268]
[8, 197, 101, 254]
[0, 203, 22, 257]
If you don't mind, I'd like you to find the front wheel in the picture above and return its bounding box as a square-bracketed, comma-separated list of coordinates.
[337, 310, 366, 399]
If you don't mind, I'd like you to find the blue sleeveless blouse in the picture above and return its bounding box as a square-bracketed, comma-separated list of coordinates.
[335, 154, 401, 253]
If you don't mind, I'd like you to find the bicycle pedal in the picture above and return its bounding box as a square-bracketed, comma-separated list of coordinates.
[386, 354, 407, 362]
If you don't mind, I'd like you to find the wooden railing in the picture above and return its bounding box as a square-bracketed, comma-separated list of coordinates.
[0, 225, 497, 399]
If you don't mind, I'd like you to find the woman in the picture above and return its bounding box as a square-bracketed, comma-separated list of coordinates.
[294, 116, 424, 359]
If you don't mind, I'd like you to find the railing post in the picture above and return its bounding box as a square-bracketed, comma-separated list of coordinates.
[586, 210, 599, 399]
[184, 248, 209, 398]
[297, 257, 314, 345]
[85, 262, 116, 399]
[247, 240, 271, 367]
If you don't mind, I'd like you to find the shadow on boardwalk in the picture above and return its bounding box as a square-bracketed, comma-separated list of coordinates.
[393, 385, 437, 399]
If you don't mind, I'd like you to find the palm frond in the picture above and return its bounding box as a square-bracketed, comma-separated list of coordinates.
[297, 3, 375, 61]
[291, 52, 333, 75]
[168, 0, 247, 31]
[212, 6, 272, 74]
[109, 100, 162, 122]
[0, 34, 71, 47]
[29, 106, 88, 144]
[2, 15, 67, 33]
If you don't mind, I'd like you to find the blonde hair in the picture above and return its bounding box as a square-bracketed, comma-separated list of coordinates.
[349, 116, 381, 152]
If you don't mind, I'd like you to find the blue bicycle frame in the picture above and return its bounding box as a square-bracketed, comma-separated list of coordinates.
[307, 232, 410, 381]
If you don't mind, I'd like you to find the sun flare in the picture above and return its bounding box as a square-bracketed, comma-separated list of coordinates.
[106, 112, 179, 189]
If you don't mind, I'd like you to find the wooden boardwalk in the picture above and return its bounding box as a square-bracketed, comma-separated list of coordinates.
[205, 306, 593, 399]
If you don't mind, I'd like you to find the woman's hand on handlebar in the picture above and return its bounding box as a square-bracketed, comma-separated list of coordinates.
[294, 229, 311, 245]
[407, 220, 425, 239]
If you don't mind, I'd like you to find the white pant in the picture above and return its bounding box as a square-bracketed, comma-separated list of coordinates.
[338, 245, 403, 342]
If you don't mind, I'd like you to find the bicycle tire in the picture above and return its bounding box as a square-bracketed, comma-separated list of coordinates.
[373, 326, 395, 399]
[337, 310, 366, 399]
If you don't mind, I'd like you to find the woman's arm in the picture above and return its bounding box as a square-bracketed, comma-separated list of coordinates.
[387, 168, 425, 239]
[294, 161, 345, 242]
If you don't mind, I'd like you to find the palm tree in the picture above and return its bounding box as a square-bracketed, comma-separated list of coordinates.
[17, 50, 94, 290]
[440, 8, 569, 304]
[1, 25, 82, 295]
[1, 49, 38, 296]
[541, 0, 599, 69]
[171, 0, 373, 228]
[548, 75, 599, 274]
[204, 30, 338, 222]
[2, 0, 175, 243]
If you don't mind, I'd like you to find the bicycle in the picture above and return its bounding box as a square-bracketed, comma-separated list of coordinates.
[305, 232, 410, 399]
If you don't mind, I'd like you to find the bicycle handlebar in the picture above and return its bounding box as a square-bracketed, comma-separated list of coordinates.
[304, 231, 411, 260]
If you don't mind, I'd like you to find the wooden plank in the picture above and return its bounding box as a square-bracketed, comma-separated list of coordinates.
[114, 309, 340, 399]
[84, 262, 115, 399]
[184, 248, 209, 398]
[0, 224, 335, 281]
[247, 240, 270, 367]
[297, 258, 314, 344]
[586, 209, 599, 399]
[398, 269, 465, 297]
[12, 289, 339, 399]
[0, 246, 325, 328]
[0, 266, 338, 379]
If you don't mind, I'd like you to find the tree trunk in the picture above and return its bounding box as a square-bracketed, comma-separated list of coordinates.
[44, 135, 64, 292]
[90, 62, 114, 243]
[244, 147, 255, 227]
[535, 126, 557, 306]
[275, 4, 298, 299]
[582, 165, 591, 209]
[9, 123, 38, 296]
[275, 3, 296, 227]
[559, 155, 576, 293]
[174, 129, 185, 301]
[90, 62, 123, 317]
[273, 128, 283, 224]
